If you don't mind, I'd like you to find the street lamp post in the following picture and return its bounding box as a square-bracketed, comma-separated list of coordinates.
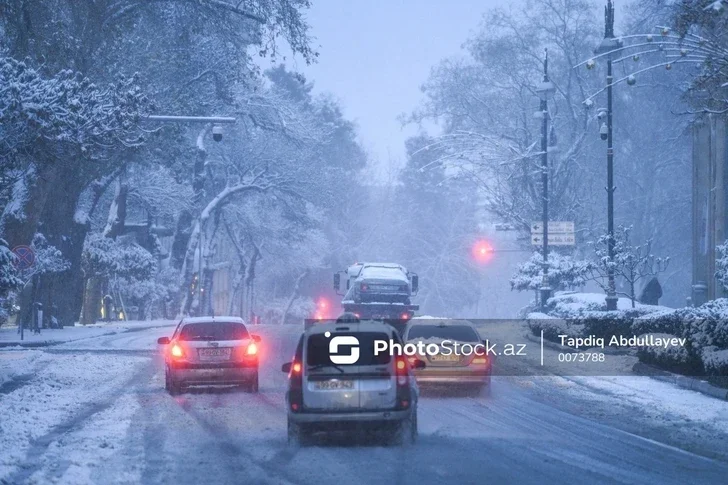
[536, 49, 556, 309]
[594, 1, 621, 311]
[575, 2, 723, 310]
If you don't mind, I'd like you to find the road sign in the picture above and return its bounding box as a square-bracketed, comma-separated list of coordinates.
[531, 233, 575, 246]
[11, 245, 35, 270]
[531, 221, 575, 234]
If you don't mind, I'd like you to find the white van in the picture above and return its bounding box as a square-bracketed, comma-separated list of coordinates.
[281, 320, 423, 444]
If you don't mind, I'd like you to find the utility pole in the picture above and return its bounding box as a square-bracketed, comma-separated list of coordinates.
[536, 49, 556, 309]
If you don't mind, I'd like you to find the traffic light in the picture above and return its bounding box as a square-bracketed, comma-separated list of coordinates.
[314, 297, 330, 320]
[472, 240, 494, 263]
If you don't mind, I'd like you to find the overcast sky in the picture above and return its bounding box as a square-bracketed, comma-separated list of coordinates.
[271, 0, 510, 179]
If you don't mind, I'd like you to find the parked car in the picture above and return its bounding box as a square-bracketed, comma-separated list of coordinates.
[157, 316, 261, 395]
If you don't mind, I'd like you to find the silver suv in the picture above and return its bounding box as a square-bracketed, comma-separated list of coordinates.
[158, 316, 261, 395]
[281, 320, 424, 445]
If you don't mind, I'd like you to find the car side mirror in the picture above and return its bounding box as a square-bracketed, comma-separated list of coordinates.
[281, 362, 292, 373]
[334, 273, 340, 291]
[252, 334, 261, 343]
[411, 274, 419, 293]
[412, 359, 426, 370]
[157, 336, 170, 345]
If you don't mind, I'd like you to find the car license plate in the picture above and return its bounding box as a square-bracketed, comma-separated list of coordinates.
[372, 285, 398, 291]
[314, 380, 354, 390]
[198, 348, 231, 360]
[431, 353, 460, 362]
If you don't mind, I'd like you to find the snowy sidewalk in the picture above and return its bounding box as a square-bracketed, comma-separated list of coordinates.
[0, 319, 175, 348]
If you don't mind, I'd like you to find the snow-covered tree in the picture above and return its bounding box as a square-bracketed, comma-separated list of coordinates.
[510, 251, 590, 292]
[0, 239, 21, 327]
[407, 0, 601, 235]
[588, 226, 670, 308]
[671, 0, 728, 114]
[715, 240, 728, 293]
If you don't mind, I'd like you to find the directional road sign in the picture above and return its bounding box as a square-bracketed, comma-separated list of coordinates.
[531, 221, 575, 234]
[531, 233, 575, 246]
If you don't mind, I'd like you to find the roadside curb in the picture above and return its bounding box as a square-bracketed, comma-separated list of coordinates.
[632, 361, 728, 401]
[0, 323, 172, 349]
[523, 331, 631, 355]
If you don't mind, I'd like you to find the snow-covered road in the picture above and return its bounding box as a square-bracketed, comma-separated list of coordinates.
[2, 322, 727, 484]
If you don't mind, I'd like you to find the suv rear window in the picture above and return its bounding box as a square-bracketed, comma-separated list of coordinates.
[178, 322, 249, 341]
[306, 331, 391, 366]
[407, 324, 479, 342]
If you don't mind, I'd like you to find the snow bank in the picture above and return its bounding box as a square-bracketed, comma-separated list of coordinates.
[0, 319, 174, 346]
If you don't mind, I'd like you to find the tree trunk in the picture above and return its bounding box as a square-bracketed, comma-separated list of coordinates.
[282, 270, 309, 324]
[227, 261, 246, 316]
[79, 277, 102, 325]
[243, 245, 261, 321]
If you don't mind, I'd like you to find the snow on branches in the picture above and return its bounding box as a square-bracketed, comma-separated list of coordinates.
[715, 240, 728, 292]
[0, 57, 150, 165]
[0, 238, 22, 292]
[82, 233, 156, 281]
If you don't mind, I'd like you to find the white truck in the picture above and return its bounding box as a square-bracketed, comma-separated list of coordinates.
[331, 262, 419, 331]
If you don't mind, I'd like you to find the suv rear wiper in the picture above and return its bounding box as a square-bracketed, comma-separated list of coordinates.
[307, 363, 345, 373]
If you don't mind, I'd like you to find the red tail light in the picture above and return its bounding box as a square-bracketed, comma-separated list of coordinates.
[394, 356, 411, 410]
[288, 360, 303, 412]
[246, 342, 258, 356]
[400, 312, 410, 320]
[170, 344, 184, 358]
[360, 283, 369, 291]
[471, 357, 488, 365]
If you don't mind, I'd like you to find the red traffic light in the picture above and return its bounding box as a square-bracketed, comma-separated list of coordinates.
[472, 240, 494, 263]
[317, 297, 329, 310]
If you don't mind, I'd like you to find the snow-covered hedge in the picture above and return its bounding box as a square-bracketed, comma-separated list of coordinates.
[633, 299, 728, 350]
[636, 333, 701, 375]
[702, 348, 728, 387]
[530, 292, 666, 342]
[527, 315, 584, 342]
[530, 293, 727, 385]
[632, 299, 728, 384]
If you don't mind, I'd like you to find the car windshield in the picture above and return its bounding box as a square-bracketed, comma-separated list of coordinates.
[178, 322, 249, 341]
[306, 332, 391, 366]
[407, 325, 480, 342]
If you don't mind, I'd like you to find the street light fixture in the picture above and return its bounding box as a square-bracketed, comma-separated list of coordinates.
[576, 2, 726, 310]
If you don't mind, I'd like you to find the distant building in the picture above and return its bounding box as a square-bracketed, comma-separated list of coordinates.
[692, 114, 728, 305]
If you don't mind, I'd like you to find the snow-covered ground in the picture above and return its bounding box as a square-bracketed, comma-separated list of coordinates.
[0, 351, 150, 482]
